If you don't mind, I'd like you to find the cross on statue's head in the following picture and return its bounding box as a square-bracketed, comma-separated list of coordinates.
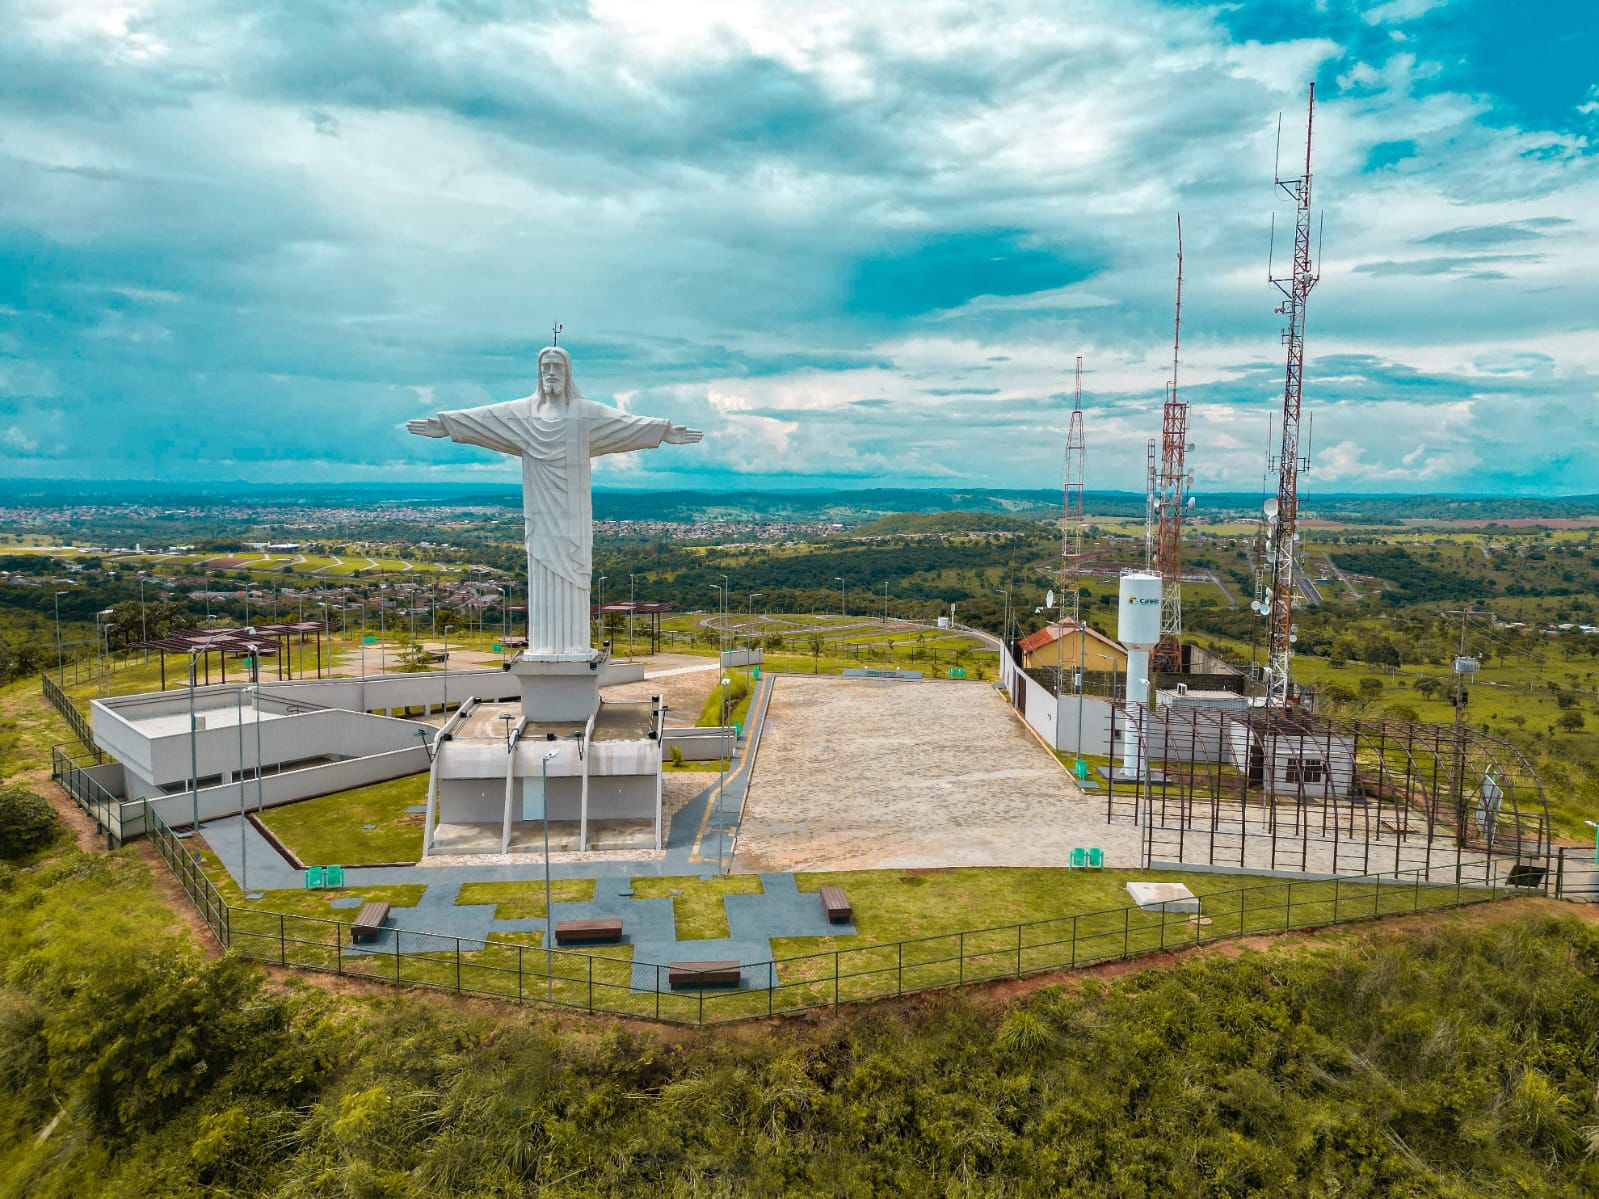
[551, 321, 562, 346]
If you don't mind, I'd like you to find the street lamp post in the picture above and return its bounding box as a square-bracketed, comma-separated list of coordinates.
[96, 608, 114, 698]
[629, 573, 637, 657]
[235, 684, 257, 894]
[138, 575, 149, 657]
[595, 576, 608, 647]
[710, 583, 723, 657]
[994, 587, 1011, 647]
[442, 624, 454, 712]
[187, 650, 201, 837]
[718, 674, 732, 873]
[53, 590, 66, 682]
[541, 748, 559, 997]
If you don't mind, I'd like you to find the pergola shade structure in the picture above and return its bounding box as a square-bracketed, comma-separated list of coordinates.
[133, 622, 328, 689]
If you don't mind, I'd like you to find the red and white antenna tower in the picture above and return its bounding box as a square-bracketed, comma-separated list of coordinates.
[1063, 355, 1088, 603]
[1143, 438, 1157, 570]
[1264, 83, 1322, 707]
[1062, 355, 1094, 760]
[1151, 215, 1189, 675]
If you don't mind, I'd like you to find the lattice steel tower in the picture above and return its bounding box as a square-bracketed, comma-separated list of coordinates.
[1152, 216, 1189, 675]
[1265, 83, 1322, 707]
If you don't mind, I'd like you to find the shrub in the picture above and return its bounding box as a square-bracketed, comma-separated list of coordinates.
[0, 785, 57, 860]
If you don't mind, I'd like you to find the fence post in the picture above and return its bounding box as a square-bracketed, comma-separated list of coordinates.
[1070, 916, 1077, 968]
[517, 945, 524, 1003]
[396, 932, 402, 984]
[1333, 876, 1340, 922]
[958, 934, 964, 985]
[1123, 907, 1130, 958]
[769, 962, 775, 1016]
[1554, 851, 1564, 900]
[455, 939, 461, 993]
[279, 912, 286, 966]
[1413, 869, 1421, 912]
[588, 955, 594, 1014]
[1159, 906, 1166, 951]
[834, 951, 840, 1008]
[655, 965, 661, 1020]
[1285, 882, 1293, 932]
[898, 941, 904, 996]
[223, 903, 231, 949]
[1016, 923, 1023, 978]
[334, 925, 342, 976]
[699, 981, 705, 1027]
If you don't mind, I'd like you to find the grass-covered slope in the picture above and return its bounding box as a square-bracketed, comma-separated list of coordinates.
[2, 823, 1597, 1197]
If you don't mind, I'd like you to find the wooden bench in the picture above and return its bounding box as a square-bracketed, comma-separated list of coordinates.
[819, 885, 852, 924]
[668, 960, 741, 989]
[350, 901, 391, 944]
[555, 917, 624, 945]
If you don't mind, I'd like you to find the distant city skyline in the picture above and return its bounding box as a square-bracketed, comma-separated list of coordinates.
[2, 0, 1595, 495]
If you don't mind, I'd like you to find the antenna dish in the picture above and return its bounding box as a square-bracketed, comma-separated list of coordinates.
[1263, 498, 1279, 518]
[1046, 589, 1055, 609]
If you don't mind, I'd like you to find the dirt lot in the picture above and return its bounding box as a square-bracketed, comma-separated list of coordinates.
[602, 653, 719, 724]
[734, 675, 1144, 871]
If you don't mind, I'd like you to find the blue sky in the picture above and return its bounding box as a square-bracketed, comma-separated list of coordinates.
[1, 0, 1595, 494]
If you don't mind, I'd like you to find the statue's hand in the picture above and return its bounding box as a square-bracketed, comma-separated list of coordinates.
[407, 417, 447, 438]
[664, 425, 704, 445]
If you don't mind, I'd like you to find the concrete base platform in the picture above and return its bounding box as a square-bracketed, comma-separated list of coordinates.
[1125, 881, 1200, 913]
[431, 818, 659, 855]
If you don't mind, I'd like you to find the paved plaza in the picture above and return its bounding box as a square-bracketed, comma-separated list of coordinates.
[733, 675, 1145, 872]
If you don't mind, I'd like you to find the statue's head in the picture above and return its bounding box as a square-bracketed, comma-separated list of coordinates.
[536, 346, 581, 406]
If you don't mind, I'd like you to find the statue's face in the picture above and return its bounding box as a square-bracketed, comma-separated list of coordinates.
[539, 354, 567, 397]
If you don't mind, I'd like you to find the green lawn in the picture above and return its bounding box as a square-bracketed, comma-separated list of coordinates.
[629, 874, 764, 938]
[456, 878, 596, 921]
[257, 772, 429, 865]
[193, 840, 427, 918]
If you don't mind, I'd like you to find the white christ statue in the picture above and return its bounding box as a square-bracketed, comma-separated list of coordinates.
[408, 345, 702, 656]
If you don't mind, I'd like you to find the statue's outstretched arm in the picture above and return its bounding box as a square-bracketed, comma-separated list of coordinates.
[664, 425, 703, 444]
[408, 418, 447, 438]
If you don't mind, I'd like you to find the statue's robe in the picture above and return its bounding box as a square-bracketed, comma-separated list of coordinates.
[435, 395, 669, 655]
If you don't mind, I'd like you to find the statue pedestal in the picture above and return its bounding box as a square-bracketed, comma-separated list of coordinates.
[510, 651, 607, 723]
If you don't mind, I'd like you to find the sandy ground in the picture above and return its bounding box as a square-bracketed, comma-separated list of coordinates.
[734, 675, 1146, 871]
[427, 772, 707, 858]
[603, 653, 719, 723]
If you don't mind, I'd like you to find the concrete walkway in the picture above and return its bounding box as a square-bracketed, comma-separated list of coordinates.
[201, 672, 821, 989]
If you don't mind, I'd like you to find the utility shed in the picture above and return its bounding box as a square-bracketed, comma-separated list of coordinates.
[1226, 711, 1356, 800]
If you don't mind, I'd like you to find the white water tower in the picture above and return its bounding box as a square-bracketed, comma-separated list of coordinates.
[1117, 572, 1162, 776]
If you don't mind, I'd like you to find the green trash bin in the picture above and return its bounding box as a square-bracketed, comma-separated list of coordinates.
[492, 641, 503, 653]
[733, 721, 742, 739]
[304, 866, 326, 890]
[325, 864, 346, 889]
[752, 667, 761, 680]
[1074, 758, 1090, 781]
[362, 634, 377, 645]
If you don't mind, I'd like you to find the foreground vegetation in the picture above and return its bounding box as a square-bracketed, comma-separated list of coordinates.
[2, 824, 1597, 1196]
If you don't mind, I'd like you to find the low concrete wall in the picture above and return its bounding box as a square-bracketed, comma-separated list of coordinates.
[1000, 646, 1114, 756]
[257, 667, 521, 714]
[663, 727, 737, 761]
[121, 743, 429, 835]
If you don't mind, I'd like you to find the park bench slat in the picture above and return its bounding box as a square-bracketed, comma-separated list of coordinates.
[555, 917, 623, 945]
[668, 960, 741, 988]
[819, 885, 852, 923]
[351, 901, 391, 944]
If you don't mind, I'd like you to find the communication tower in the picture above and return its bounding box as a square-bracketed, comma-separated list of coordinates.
[1264, 83, 1322, 707]
[1143, 438, 1157, 570]
[1151, 216, 1190, 675]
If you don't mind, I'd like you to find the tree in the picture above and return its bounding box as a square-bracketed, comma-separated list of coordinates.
[1413, 677, 1442, 700]
[807, 633, 824, 675]
[0, 785, 57, 859]
[1556, 710, 1585, 733]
